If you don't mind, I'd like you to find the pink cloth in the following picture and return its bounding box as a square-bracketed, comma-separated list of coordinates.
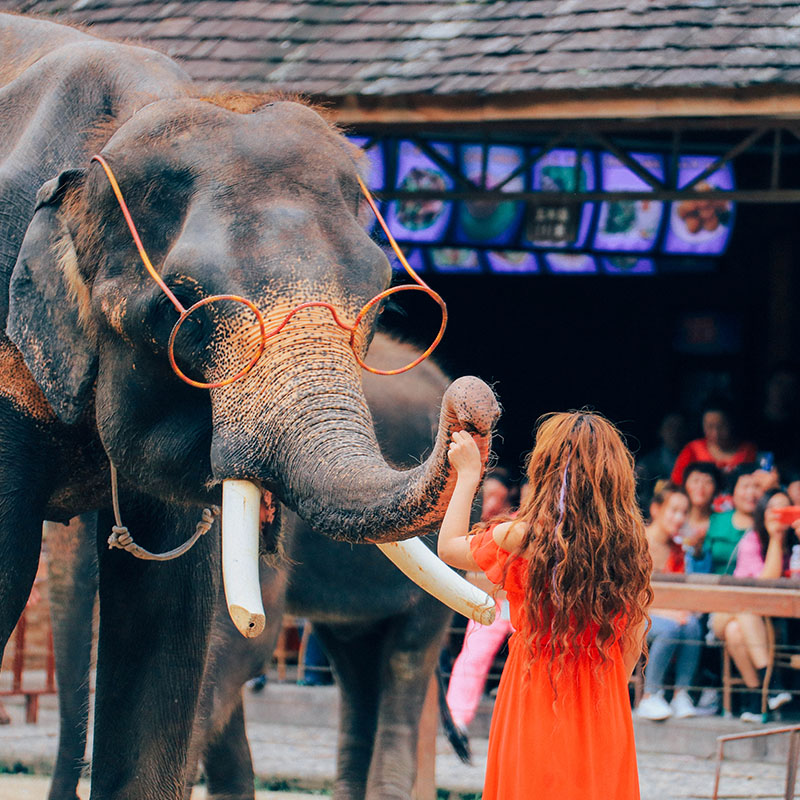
[733, 530, 764, 578]
[734, 529, 789, 578]
[446, 603, 514, 729]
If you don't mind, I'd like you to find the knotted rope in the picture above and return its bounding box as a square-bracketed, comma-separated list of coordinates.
[107, 463, 220, 561]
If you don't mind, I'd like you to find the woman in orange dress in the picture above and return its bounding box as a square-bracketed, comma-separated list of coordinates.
[438, 412, 652, 800]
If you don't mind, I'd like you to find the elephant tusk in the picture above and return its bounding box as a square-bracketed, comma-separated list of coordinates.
[221, 480, 266, 638]
[376, 539, 496, 626]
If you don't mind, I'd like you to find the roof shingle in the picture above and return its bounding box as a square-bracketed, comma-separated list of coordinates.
[4, 0, 800, 99]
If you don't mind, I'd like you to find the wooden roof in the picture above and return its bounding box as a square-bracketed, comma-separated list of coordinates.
[5, 1, 800, 122]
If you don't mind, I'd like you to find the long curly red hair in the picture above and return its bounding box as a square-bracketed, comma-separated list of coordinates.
[483, 411, 652, 685]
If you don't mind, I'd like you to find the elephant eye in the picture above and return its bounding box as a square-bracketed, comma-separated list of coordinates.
[147, 289, 208, 356]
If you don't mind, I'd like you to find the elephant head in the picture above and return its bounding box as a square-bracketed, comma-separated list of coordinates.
[6, 96, 499, 634]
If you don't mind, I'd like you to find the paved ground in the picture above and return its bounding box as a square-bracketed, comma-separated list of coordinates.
[0, 686, 797, 799]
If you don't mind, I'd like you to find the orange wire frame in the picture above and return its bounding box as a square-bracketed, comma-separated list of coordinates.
[91, 155, 447, 387]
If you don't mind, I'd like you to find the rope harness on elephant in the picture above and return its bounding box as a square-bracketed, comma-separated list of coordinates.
[107, 463, 220, 561]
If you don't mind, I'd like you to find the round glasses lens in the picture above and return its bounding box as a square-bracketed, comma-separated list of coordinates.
[169, 295, 266, 389]
[353, 285, 447, 375]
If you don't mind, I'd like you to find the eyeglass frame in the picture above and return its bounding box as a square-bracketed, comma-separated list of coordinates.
[91, 154, 448, 389]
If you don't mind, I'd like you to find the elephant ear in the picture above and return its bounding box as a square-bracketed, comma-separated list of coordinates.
[6, 169, 97, 425]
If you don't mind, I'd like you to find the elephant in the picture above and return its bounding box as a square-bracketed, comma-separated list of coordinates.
[45, 334, 473, 800]
[1, 14, 499, 800]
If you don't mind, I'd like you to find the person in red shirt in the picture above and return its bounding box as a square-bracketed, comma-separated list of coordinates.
[671, 399, 757, 486]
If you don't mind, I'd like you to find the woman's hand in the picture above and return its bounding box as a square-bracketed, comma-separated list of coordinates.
[448, 430, 482, 488]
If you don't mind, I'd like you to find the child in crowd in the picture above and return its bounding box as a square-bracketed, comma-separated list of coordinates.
[439, 412, 651, 800]
[636, 483, 702, 721]
[716, 488, 800, 720]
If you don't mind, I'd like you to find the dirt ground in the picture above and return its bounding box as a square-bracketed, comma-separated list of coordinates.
[0, 775, 327, 799]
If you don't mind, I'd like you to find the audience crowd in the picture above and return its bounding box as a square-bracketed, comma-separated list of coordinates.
[443, 362, 800, 726]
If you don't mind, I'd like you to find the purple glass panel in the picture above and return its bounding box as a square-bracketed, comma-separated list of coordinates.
[429, 248, 482, 273]
[454, 144, 525, 246]
[593, 153, 665, 253]
[544, 252, 598, 274]
[486, 250, 539, 274]
[347, 136, 386, 190]
[523, 149, 595, 249]
[386, 141, 455, 243]
[663, 156, 735, 255]
[601, 256, 656, 275]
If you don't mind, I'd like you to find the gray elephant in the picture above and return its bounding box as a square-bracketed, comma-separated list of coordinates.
[1, 14, 498, 800]
[46, 334, 471, 800]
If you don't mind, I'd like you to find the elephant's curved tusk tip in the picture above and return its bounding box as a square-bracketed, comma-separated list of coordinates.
[229, 605, 266, 638]
[474, 604, 497, 626]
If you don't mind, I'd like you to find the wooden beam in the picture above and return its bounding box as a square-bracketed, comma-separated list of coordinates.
[375, 189, 800, 204]
[329, 88, 800, 127]
[652, 580, 800, 617]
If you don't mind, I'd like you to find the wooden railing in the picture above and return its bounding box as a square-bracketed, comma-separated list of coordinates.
[652, 573, 800, 618]
[0, 609, 57, 723]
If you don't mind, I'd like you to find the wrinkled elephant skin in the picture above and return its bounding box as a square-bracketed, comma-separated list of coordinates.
[0, 14, 498, 800]
[47, 335, 474, 800]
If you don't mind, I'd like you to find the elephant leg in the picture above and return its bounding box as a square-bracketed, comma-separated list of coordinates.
[311, 623, 383, 800]
[187, 565, 287, 800]
[47, 513, 99, 800]
[203, 693, 255, 800]
[90, 503, 219, 800]
[366, 609, 450, 800]
[0, 410, 50, 658]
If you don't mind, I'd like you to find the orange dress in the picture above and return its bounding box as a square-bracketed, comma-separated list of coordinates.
[471, 528, 640, 800]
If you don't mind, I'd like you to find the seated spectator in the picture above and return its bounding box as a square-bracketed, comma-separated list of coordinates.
[712, 489, 799, 720]
[636, 483, 702, 721]
[636, 411, 688, 510]
[687, 463, 760, 575]
[671, 398, 757, 486]
[680, 461, 722, 556]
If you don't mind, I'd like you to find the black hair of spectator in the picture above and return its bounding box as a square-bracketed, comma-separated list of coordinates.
[724, 462, 759, 494]
[701, 393, 736, 417]
[682, 461, 723, 494]
[484, 466, 513, 490]
[752, 487, 799, 563]
[700, 393, 745, 439]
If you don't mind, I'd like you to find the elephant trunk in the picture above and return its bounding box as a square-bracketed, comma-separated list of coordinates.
[207, 316, 498, 636]
[279, 373, 498, 543]
[209, 319, 498, 544]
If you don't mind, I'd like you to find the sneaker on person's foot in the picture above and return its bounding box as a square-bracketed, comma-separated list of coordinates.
[695, 688, 720, 716]
[671, 690, 697, 719]
[635, 692, 673, 721]
[739, 710, 764, 724]
[768, 691, 792, 711]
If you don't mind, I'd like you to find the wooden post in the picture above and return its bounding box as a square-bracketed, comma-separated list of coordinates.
[12, 611, 26, 693]
[412, 672, 438, 800]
